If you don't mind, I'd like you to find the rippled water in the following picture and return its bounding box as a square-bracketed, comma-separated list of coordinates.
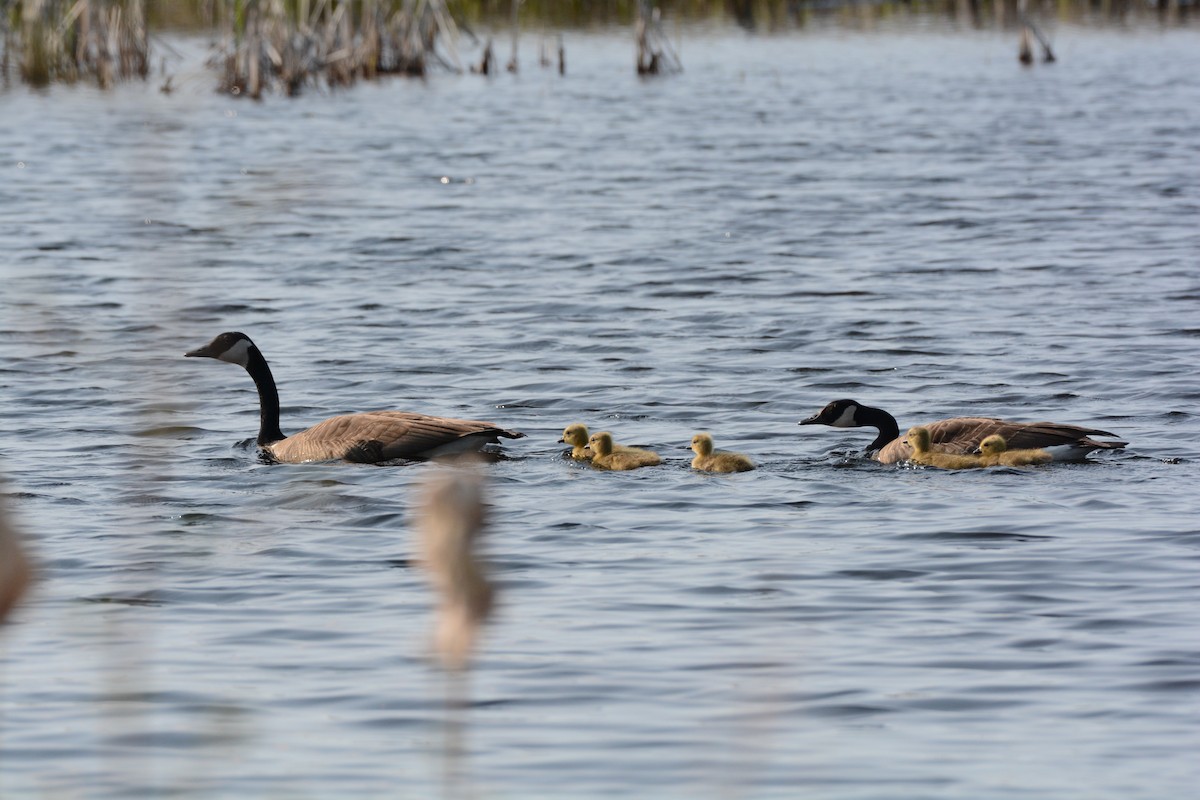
[2, 24, 1199, 799]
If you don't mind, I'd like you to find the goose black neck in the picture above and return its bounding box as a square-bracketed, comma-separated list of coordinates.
[245, 345, 286, 446]
[859, 404, 900, 454]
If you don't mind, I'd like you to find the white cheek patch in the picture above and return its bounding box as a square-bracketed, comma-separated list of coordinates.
[830, 405, 859, 428]
[217, 338, 252, 367]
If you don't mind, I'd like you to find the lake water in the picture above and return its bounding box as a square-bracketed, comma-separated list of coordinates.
[2, 22, 1199, 799]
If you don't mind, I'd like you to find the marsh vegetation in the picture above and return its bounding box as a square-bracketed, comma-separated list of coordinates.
[0, 0, 1191, 93]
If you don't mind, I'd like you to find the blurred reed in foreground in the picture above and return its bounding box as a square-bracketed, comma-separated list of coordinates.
[416, 468, 495, 672]
[1, 495, 33, 624]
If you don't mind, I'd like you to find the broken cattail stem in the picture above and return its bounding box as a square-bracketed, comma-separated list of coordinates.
[635, 2, 681, 76]
[1019, 14, 1056, 62]
[507, 0, 520, 72]
[474, 37, 495, 75]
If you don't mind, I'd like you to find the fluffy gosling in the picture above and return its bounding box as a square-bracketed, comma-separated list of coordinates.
[906, 426, 984, 470]
[558, 423, 595, 460]
[587, 431, 661, 471]
[559, 422, 647, 461]
[690, 433, 755, 473]
[978, 434, 1052, 467]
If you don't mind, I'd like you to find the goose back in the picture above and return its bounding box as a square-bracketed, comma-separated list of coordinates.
[801, 399, 1125, 464]
[267, 412, 522, 464]
[880, 417, 1122, 465]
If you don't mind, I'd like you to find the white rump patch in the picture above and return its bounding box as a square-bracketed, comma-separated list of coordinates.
[217, 338, 252, 367]
[830, 404, 859, 428]
[1041, 444, 1087, 462]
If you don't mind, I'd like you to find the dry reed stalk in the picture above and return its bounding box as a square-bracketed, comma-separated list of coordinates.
[212, 0, 463, 97]
[506, 0, 518, 72]
[0, 502, 33, 624]
[3, 0, 148, 88]
[635, 1, 680, 76]
[471, 35, 493, 74]
[416, 469, 495, 672]
[1016, 0, 1055, 64]
[1021, 17, 1055, 62]
[536, 32, 563, 75]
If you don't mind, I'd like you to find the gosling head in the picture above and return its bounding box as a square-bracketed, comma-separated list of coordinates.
[185, 331, 255, 367]
[906, 426, 932, 454]
[690, 432, 714, 457]
[587, 431, 614, 457]
[978, 434, 1008, 457]
[559, 423, 589, 447]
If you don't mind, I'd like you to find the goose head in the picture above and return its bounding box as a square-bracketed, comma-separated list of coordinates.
[690, 432, 714, 457]
[185, 331, 256, 367]
[587, 431, 614, 458]
[800, 399, 861, 428]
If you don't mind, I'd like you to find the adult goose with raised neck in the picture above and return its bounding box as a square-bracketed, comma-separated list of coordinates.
[799, 398, 1125, 464]
[185, 331, 524, 463]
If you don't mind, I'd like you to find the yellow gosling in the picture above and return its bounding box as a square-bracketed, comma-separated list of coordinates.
[558, 423, 595, 460]
[978, 434, 1052, 467]
[906, 426, 984, 470]
[587, 431, 661, 471]
[690, 433, 755, 473]
[559, 423, 648, 461]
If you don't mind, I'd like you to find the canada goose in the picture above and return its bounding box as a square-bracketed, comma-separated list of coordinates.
[587, 432, 661, 471]
[905, 426, 983, 470]
[800, 399, 1125, 465]
[690, 433, 755, 473]
[184, 332, 524, 463]
[977, 434, 1052, 467]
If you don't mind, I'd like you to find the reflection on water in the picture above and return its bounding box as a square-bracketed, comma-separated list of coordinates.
[2, 25, 1199, 800]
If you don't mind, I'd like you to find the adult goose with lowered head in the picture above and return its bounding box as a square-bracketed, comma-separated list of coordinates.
[185, 332, 524, 463]
[800, 399, 1125, 465]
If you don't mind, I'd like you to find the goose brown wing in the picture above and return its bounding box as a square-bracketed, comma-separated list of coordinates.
[998, 422, 1125, 452]
[370, 412, 521, 460]
[876, 417, 1006, 463]
[268, 412, 523, 463]
[876, 416, 1125, 464]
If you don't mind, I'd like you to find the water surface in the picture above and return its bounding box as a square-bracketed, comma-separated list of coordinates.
[1, 25, 1199, 799]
